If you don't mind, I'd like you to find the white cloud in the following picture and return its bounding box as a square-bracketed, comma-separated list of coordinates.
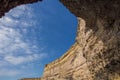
[0, 5, 36, 28]
[0, 69, 20, 76]
[0, 26, 29, 56]
[0, 5, 47, 77]
[0, 61, 8, 67]
[4, 53, 47, 65]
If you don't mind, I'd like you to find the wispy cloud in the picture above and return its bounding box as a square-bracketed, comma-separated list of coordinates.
[0, 69, 20, 76]
[0, 5, 47, 77]
[4, 53, 47, 65]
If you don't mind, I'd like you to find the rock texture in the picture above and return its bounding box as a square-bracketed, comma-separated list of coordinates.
[0, 0, 119, 80]
[40, 0, 120, 80]
[60, 0, 120, 80]
[38, 17, 120, 80]
[0, 0, 41, 18]
[34, 0, 120, 80]
[41, 43, 91, 80]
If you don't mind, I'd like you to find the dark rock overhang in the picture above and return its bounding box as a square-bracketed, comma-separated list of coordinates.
[0, 0, 42, 18]
[60, 0, 120, 30]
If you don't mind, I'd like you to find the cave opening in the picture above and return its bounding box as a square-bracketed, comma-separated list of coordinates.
[0, 0, 78, 80]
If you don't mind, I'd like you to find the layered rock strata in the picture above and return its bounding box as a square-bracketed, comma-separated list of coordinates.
[21, 16, 120, 79]
[0, 0, 119, 80]
[39, 16, 120, 80]
[42, 42, 91, 80]
[60, 0, 120, 80]
[39, 0, 120, 80]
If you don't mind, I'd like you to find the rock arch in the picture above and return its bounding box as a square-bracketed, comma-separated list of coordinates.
[0, 0, 119, 80]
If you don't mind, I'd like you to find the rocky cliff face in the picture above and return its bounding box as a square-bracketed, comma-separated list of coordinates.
[0, 0, 119, 80]
[59, 0, 120, 80]
[0, 0, 41, 18]
[42, 43, 91, 80]
[40, 0, 120, 80]
[39, 17, 120, 80]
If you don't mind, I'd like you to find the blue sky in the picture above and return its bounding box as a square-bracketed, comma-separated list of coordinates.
[0, 0, 77, 80]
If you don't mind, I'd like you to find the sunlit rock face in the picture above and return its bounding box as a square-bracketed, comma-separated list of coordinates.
[76, 18, 120, 80]
[1, 0, 119, 80]
[40, 17, 119, 80]
[59, 0, 120, 80]
[0, 0, 41, 18]
[39, 0, 120, 80]
[42, 43, 91, 80]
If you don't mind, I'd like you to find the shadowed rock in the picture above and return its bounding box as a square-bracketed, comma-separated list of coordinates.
[0, 0, 119, 80]
[0, 0, 42, 18]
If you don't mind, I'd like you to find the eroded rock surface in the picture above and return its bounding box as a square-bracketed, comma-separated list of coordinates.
[22, 17, 120, 80]
[38, 17, 120, 80]
[40, 0, 120, 80]
[0, 0, 119, 80]
[42, 43, 91, 80]
[59, 0, 120, 80]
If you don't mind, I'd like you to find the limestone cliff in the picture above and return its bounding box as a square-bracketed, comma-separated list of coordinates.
[38, 17, 120, 80]
[41, 43, 91, 80]
[35, 0, 120, 80]
[60, 0, 120, 80]
[0, 0, 119, 80]
[39, 0, 120, 80]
